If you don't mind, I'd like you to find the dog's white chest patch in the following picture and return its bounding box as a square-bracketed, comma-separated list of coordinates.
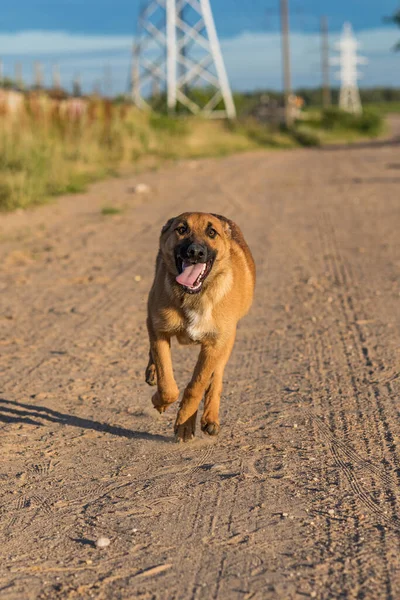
[184, 306, 214, 341]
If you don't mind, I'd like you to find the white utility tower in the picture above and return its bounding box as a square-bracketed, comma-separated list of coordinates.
[131, 0, 236, 118]
[332, 22, 367, 114]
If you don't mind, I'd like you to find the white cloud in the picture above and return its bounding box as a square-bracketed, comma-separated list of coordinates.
[0, 26, 399, 92]
[0, 30, 132, 55]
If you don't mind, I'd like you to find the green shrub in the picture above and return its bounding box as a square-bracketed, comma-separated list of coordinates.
[290, 126, 321, 147]
[356, 110, 383, 134]
[228, 119, 294, 148]
[321, 107, 383, 136]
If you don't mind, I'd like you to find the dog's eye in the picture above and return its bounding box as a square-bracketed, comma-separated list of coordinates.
[208, 228, 217, 239]
[176, 225, 187, 235]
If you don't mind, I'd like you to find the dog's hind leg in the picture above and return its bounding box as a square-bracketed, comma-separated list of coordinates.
[175, 411, 198, 443]
[145, 350, 157, 386]
[201, 332, 236, 436]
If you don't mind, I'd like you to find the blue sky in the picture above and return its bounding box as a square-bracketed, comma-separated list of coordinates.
[1, 1, 399, 93]
[1, 1, 398, 36]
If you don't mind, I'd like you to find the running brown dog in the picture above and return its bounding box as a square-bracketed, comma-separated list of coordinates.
[145, 212, 255, 442]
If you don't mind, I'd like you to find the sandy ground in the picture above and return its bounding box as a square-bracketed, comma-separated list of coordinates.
[1, 138, 400, 600]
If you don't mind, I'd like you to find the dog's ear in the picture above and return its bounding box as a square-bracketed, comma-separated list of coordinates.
[211, 214, 232, 238]
[161, 217, 176, 236]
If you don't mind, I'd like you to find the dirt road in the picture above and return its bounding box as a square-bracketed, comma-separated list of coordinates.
[1, 141, 400, 600]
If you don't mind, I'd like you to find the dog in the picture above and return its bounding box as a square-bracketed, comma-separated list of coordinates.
[145, 212, 255, 442]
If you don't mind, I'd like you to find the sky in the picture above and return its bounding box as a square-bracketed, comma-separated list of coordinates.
[0, 1, 399, 94]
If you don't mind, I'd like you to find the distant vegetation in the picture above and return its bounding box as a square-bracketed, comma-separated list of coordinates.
[118, 86, 400, 117]
[385, 9, 400, 50]
[299, 107, 384, 144]
[319, 108, 383, 135]
[231, 87, 400, 116]
[0, 85, 389, 211]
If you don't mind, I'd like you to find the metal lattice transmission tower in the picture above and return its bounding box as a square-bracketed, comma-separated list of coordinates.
[332, 22, 367, 114]
[131, 0, 236, 118]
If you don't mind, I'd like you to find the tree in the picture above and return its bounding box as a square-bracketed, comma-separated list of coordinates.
[386, 8, 400, 49]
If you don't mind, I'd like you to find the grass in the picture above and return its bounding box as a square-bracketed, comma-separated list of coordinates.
[363, 101, 400, 115]
[101, 206, 123, 216]
[299, 107, 385, 145]
[0, 100, 298, 211]
[0, 96, 387, 211]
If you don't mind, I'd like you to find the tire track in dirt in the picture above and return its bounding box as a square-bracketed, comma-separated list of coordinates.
[302, 197, 399, 597]
[0, 443, 217, 562]
[323, 209, 400, 498]
[307, 411, 400, 527]
[323, 208, 400, 597]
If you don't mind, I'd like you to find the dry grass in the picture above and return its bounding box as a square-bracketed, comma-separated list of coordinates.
[0, 97, 298, 211]
[0, 95, 384, 211]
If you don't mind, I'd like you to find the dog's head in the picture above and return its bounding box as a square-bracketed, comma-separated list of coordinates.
[159, 212, 232, 294]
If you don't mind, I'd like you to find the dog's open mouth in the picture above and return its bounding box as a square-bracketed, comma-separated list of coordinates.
[175, 258, 213, 293]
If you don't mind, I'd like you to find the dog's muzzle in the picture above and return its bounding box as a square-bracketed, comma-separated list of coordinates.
[175, 241, 215, 294]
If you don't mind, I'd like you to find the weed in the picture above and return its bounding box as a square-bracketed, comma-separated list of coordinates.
[101, 206, 123, 216]
[290, 126, 321, 147]
[149, 114, 188, 135]
[320, 107, 383, 136]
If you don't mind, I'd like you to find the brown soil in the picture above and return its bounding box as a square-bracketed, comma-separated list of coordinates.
[1, 142, 400, 600]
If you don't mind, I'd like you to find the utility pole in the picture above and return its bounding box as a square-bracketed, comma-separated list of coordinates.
[280, 0, 293, 127]
[320, 16, 331, 108]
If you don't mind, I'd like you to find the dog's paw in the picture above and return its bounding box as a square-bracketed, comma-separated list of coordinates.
[152, 390, 179, 413]
[201, 421, 220, 436]
[145, 364, 157, 386]
[174, 413, 197, 443]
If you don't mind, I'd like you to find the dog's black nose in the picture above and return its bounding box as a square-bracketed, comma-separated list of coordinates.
[186, 243, 206, 261]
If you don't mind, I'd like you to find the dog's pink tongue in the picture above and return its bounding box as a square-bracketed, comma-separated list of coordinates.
[176, 262, 204, 287]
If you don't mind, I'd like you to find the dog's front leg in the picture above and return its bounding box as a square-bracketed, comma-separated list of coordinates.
[174, 332, 236, 442]
[149, 334, 179, 414]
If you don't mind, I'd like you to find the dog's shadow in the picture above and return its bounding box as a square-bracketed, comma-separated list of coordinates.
[0, 397, 171, 443]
